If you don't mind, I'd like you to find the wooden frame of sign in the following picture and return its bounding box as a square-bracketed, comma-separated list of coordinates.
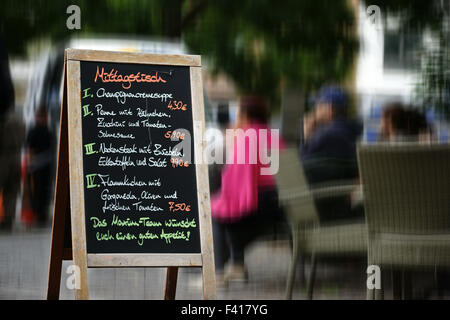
[47, 49, 216, 300]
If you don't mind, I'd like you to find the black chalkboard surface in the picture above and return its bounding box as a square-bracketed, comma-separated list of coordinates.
[80, 61, 200, 254]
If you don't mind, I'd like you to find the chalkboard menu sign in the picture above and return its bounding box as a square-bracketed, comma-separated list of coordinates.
[47, 49, 216, 300]
[80, 61, 200, 254]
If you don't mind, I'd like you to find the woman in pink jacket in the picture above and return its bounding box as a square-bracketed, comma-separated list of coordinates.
[210, 95, 285, 286]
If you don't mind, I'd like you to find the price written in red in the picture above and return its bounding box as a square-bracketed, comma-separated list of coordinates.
[164, 130, 185, 140]
[168, 202, 191, 212]
[167, 100, 187, 111]
[170, 157, 189, 168]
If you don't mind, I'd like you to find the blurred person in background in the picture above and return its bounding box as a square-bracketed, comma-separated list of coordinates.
[208, 102, 230, 194]
[300, 86, 363, 221]
[379, 103, 406, 142]
[0, 36, 24, 231]
[25, 108, 54, 227]
[379, 103, 432, 143]
[210, 95, 285, 287]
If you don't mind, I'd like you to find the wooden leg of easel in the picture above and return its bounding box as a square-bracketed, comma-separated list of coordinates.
[190, 66, 217, 300]
[47, 206, 66, 300]
[67, 60, 89, 300]
[164, 267, 179, 300]
[201, 253, 217, 300]
[47, 75, 70, 300]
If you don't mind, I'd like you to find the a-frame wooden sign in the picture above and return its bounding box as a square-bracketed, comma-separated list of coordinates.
[47, 49, 216, 300]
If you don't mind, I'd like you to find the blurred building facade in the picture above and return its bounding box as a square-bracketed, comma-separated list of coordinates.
[356, 3, 449, 143]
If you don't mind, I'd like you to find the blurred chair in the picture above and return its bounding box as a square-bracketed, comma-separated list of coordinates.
[275, 147, 366, 299]
[358, 144, 450, 300]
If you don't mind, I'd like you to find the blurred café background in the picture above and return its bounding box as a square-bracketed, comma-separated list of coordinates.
[0, 0, 449, 299]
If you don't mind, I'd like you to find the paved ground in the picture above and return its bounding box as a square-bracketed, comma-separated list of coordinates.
[0, 224, 365, 300]
[0, 225, 447, 300]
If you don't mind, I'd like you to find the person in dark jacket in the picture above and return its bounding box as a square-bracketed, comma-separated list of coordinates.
[300, 86, 363, 221]
[0, 37, 14, 121]
[0, 37, 24, 231]
[25, 108, 55, 226]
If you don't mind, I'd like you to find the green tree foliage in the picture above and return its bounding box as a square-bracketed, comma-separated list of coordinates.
[183, 0, 358, 101]
[416, 34, 450, 119]
[1, 0, 182, 54]
[2, 0, 358, 104]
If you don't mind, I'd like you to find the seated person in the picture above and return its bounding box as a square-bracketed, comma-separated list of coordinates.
[379, 102, 432, 143]
[300, 86, 363, 222]
[210, 94, 285, 286]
